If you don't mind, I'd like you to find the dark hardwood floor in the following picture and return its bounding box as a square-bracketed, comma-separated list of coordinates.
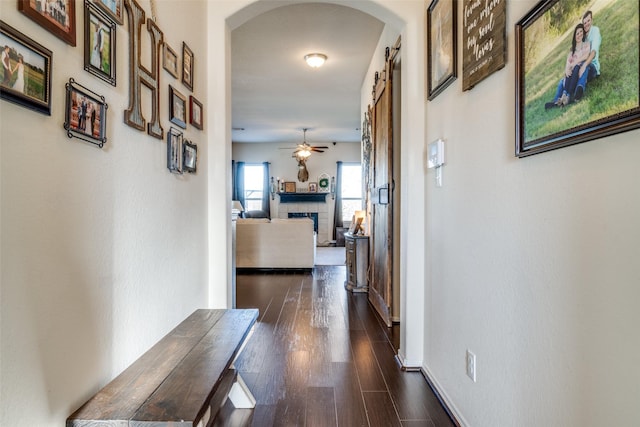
[214, 266, 456, 427]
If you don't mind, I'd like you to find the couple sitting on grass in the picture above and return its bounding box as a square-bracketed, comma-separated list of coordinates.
[545, 10, 601, 110]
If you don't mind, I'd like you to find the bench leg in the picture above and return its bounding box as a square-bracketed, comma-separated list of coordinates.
[227, 374, 256, 409]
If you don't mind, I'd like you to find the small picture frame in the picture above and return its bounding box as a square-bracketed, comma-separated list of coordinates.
[169, 85, 187, 129]
[84, 2, 116, 86]
[167, 127, 183, 174]
[1, 20, 52, 115]
[350, 216, 364, 235]
[427, 0, 457, 100]
[163, 43, 179, 78]
[91, 0, 123, 25]
[284, 182, 296, 193]
[18, 0, 76, 46]
[308, 182, 318, 192]
[183, 140, 197, 173]
[189, 95, 203, 130]
[63, 78, 108, 148]
[347, 215, 359, 234]
[182, 42, 193, 91]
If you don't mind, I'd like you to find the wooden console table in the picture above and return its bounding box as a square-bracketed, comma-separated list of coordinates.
[67, 308, 258, 427]
[345, 233, 369, 292]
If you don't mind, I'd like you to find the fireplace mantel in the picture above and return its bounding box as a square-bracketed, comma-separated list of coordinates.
[278, 193, 328, 203]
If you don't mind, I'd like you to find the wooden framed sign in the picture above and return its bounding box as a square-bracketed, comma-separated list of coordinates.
[462, 0, 507, 90]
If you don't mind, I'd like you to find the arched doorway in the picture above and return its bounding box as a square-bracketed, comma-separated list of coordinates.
[208, 0, 427, 370]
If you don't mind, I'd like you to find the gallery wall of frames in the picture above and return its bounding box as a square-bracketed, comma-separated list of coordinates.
[1, 0, 202, 174]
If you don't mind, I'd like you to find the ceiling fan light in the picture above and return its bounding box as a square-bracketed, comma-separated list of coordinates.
[304, 53, 327, 68]
[298, 149, 312, 158]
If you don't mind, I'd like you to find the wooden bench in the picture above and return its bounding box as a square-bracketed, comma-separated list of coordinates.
[67, 308, 259, 427]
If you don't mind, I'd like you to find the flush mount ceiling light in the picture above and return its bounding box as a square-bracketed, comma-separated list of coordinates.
[304, 53, 327, 68]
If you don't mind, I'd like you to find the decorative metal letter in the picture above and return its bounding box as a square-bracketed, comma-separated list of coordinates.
[123, 0, 164, 139]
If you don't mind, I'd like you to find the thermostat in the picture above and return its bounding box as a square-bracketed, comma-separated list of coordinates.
[427, 139, 445, 169]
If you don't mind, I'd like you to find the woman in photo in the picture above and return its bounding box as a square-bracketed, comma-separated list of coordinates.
[90, 23, 105, 70]
[545, 23, 591, 109]
[11, 55, 25, 93]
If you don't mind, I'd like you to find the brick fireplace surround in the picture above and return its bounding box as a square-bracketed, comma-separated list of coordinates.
[276, 196, 331, 245]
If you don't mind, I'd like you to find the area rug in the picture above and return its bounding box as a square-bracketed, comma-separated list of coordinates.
[315, 247, 346, 266]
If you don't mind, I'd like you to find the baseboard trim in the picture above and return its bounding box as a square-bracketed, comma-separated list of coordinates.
[236, 267, 313, 274]
[420, 366, 468, 427]
[394, 352, 421, 371]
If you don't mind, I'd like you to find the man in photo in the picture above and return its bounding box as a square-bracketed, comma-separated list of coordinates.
[2, 45, 12, 86]
[574, 10, 601, 101]
[78, 97, 87, 130]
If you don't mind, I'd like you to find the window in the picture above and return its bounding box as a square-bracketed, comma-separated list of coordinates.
[341, 163, 362, 222]
[243, 164, 264, 211]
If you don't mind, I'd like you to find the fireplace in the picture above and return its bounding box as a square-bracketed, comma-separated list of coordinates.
[277, 196, 329, 245]
[288, 212, 318, 233]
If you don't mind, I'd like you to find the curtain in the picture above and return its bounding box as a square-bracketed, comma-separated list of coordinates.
[332, 161, 343, 239]
[261, 162, 271, 218]
[233, 161, 245, 213]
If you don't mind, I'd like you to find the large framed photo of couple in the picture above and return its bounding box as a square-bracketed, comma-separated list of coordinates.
[0, 21, 52, 115]
[516, 0, 640, 157]
[427, 0, 457, 100]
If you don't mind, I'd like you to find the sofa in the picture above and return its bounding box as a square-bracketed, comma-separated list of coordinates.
[236, 218, 316, 269]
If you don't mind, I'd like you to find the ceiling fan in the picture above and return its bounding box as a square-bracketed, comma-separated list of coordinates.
[280, 129, 329, 159]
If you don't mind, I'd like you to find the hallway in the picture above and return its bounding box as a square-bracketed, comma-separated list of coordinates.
[215, 266, 456, 426]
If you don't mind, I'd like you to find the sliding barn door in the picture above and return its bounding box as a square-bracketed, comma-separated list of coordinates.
[369, 52, 396, 327]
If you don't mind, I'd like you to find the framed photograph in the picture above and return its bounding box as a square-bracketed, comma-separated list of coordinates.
[1, 21, 52, 115]
[18, 0, 76, 46]
[63, 78, 108, 147]
[163, 43, 179, 78]
[349, 216, 363, 234]
[84, 2, 116, 86]
[427, 0, 457, 100]
[182, 42, 193, 91]
[167, 127, 183, 174]
[308, 182, 318, 193]
[284, 182, 296, 193]
[183, 140, 197, 173]
[91, 0, 123, 25]
[516, 0, 640, 157]
[169, 85, 187, 128]
[189, 95, 203, 130]
[462, 0, 506, 90]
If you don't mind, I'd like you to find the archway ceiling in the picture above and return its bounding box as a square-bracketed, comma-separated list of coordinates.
[231, 3, 384, 145]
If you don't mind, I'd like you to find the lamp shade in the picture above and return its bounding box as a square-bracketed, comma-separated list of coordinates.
[232, 200, 244, 212]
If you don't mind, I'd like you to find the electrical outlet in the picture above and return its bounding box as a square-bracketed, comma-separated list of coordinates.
[466, 350, 476, 382]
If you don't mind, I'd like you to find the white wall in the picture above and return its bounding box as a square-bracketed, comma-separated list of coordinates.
[422, 1, 640, 426]
[232, 141, 361, 243]
[0, 1, 210, 426]
[359, 4, 427, 368]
